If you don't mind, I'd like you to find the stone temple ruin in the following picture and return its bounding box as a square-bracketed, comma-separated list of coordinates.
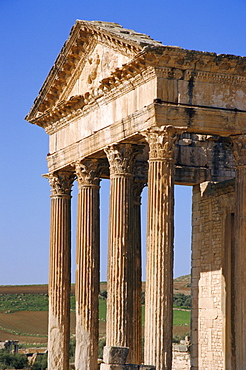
[25, 20, 246, 369]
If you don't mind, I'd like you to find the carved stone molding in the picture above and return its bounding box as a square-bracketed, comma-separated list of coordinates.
[46, 171, 75, 197]
[143, 126, 184, 160]
[144, 47, 246, 75]
[75, 159, 107, 187]
[230, 134, 246, 167]
[184, 70, 246, 86]
[105, 144, 143, 176]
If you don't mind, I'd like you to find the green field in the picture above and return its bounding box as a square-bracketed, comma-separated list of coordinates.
[173, 309, 190, 326]
[0, 294, 190, 321]
[0, 294, 48, 312]
[0, 279, 191, 343]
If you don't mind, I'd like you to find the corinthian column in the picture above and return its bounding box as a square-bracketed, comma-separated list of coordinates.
[105, 144, 141, 363]
[230, 134, 246, 369]
[47, 171, 75, 370]
[143, 126, 180, 370]
[132, 162, 148, 364]
[75, 159, 101, 370]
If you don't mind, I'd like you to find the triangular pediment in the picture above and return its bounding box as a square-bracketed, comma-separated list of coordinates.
[26, 20, 163, 123]
[63, 42, 131, 101]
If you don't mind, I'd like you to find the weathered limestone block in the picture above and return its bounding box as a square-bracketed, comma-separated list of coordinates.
[103, 346, 129, 364]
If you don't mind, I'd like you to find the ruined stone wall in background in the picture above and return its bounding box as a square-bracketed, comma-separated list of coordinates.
[172, 350, 190, 370]
[191, 180, 235, 370]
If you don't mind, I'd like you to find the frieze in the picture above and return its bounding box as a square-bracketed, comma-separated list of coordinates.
[144, 47, 246, 75]
[185, 70, 246, 86]
[154, 66, 246, 86]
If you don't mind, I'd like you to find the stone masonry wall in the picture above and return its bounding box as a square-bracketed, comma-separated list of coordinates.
[172, 350, 190, 370]
[191, 180, 235, 370]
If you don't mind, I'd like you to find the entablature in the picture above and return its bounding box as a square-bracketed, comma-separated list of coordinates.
[26, 20, 246, 186]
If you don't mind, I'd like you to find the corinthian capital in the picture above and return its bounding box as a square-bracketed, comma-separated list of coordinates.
[75, 159, 106, 187]
[46, 171, 75, 197]
[104, 144, 143, 176]
[143, 126, 183, 160]
[230, 134, 246, 167]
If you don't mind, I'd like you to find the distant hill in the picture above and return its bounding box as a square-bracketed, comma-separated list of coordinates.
[174, 274, 191, 282]
[0, 275, 191, 297]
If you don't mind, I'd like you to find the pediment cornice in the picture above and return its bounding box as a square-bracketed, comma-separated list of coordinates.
[28, 56, 155, 132]
[26, 20, 162, 122]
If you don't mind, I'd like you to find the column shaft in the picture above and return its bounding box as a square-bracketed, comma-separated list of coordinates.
[106, 174, 134, 349]
[144, 127, 178, 370]
[234, 166, 246, 369]
[105, 144, 141, 363]
[47, 172, 74, 370]
[132, 171, 147, 364]
[75, 160, 101, 370]
[231, 135, 246, 369]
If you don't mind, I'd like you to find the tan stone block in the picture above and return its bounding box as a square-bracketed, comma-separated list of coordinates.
[199, 297, 214, 309]
[191, 249, 201, 260]
[204, 319, 213, 328]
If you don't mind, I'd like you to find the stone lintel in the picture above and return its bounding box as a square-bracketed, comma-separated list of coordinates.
[155, 103, 246, 136]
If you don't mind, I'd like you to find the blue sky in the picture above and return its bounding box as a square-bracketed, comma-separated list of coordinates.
[1, 0, 245, 285]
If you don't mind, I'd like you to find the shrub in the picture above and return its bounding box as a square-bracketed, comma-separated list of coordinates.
[98, 338, 106, 359]
[173, 293, 191, 309]
[0, 350, 28, 369]
[99, 290, 107, 300]
[31, 353, 47, 370]
[69, 339, 76, 362]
